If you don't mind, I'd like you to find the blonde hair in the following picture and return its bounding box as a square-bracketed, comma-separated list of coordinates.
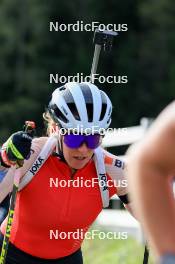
[43, 111, 58, 136]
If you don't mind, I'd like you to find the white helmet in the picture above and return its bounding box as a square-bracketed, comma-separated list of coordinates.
[48, 82, 112, 133]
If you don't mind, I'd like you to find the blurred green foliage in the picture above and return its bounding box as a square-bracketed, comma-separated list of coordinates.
[0, 0, 174, 142]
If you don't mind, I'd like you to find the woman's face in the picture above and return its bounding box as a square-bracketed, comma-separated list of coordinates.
[62, 137, 94, 170]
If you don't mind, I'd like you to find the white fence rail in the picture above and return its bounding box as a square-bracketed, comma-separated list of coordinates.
[102, 118, 151, 148]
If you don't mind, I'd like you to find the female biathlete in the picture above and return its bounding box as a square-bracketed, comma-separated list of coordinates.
[0, 82, 132, 264]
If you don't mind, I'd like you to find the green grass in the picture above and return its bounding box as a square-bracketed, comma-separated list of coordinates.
[82, 229, 154, 264]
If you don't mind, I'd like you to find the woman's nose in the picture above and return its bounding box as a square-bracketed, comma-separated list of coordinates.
[77, 142, 89, 153]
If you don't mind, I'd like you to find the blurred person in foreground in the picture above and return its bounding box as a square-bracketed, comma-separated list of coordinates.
[0, 82, 133, 264]
[127, 101, 175, 264]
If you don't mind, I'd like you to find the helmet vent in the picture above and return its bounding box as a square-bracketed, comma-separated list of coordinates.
[58, 86, 66, 91]
[51, 104, 69, 123]
[67, 103, 81, 121]
[62, 89, 81, 121]
[99, 91, 107, 121]
[79, 84, 93, 122]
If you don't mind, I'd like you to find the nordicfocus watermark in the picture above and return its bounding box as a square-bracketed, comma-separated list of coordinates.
[50, 229, 128, 240]
[49, 21, 128, 32]
[50, 73, 128, 84]
[49, 177, 127, 189]
[58, 126, 127, 136]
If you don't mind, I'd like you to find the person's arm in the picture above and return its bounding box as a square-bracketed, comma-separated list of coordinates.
[0, 131, 32, 201]
[0, 131, 44, 200]
[103, 149, 137, 217]
[127, 101, 175, 258]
